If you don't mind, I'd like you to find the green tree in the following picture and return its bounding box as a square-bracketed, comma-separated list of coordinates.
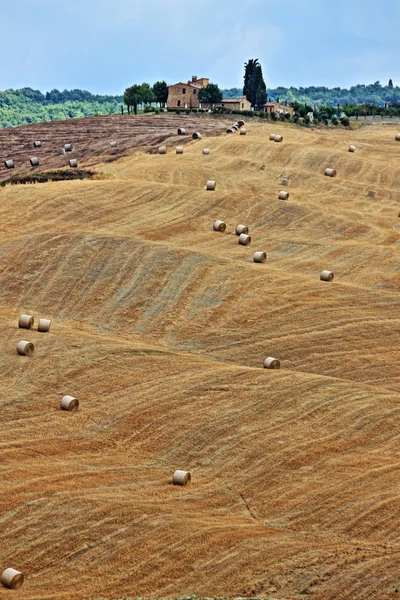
[388, 79, 394, 88]
[255, 77, 267, 110]
[123, 84, 142, 114]
[243, 58, 259, 102]
[198, 83, 223, 104]
[140, 83, 154, 107]
[152, 81, 168, 107]
[243, 60, 267, 108]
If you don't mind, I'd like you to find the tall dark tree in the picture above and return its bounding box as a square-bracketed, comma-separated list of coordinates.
[388, 79, 394, 88]
[255, 77, 267, 110]
[243, 58, 259, 102]
[152, 81, 168, 107]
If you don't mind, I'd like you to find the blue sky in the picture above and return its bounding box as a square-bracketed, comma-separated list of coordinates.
[1, 0, 399, 93]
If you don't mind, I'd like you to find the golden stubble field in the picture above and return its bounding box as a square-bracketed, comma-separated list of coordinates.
[0, 116, 399, 600]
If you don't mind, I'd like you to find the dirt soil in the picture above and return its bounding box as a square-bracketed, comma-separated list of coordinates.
[0, 117, 399, 600]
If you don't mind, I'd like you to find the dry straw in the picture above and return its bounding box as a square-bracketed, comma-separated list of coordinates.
[176, 146, 184, 154]
[110, 141, 118, 148]
[238, 233, 251, 246]
[192, 132, 202, 139]
[226, 128, 235, 134]
[18, 314, 34, 329]
[173, 470, 191, 486]
[60, 395, 79, 411]
[238, 120, 245, 127]
[213, 220, 226, 232]
[274, 135, 283, 143]
[269, 134, 277, 141]
[177, 127, 186, 135]
[325, 168, 336, 177]
[64, 144, 72, 152]
[17, 340, 34, 356]
[57, 148, 66, 155]
[320, 270, 334, 282]
[33, 141, 41, 148]
[367, 190, 377, 198]
[240, 128, 247, 135]
[1, 569, 24, 590]
[263, 357, 280, 369]
[5, 159, 14, 169]
[253, 251, 267, 263]
[349, 145, 356, 152]
[202, 148, 211, 155]
[278, 191, 289, 200]
[69, 159, 78, 168]
[235, 224, 249, 235]
[206, 180, 216, 191]
[158, 146, 167, 154]
[38, 318, 51, 332]
[281, 178, 291, 186]
[30, 157, 39, 167]
[395, 134, 400, 141]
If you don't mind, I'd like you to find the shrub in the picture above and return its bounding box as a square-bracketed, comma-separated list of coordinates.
[285, 112, 291, 120]
[144, 106, 156, 113]
[331, 117, 339, 125]
[340, 116, 350, 126]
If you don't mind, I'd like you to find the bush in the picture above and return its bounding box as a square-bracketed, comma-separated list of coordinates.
[285, 112, 291, 120]
[144, 106, 156, 113]
[279, 114, 286, 121]
[340, 116, 350, 126]
[331, 117, 339, 125]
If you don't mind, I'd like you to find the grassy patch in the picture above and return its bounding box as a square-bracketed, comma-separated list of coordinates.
[0, 169, 106, 187]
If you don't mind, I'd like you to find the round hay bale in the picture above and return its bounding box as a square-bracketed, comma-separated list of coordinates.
[253, 251, 267, 263]
[57, 148, 66, 155]
[30, 157, 39, 167]
[60, 395, 79, 411]
[213, 220, 226, 232]
[232, 125, 239, 131]
[192, 132, 202, 140]
[278, 191, 289, 200]
[395, 134, 400, 141]
[238, 120, 245, 127]
[281, 178, 291, 186]
[324, 168, 336, 177]
[5, 159, 14, 169]
[226, 128, 235, 134]
[349, 145, 356, 152]
[38, 318, 51, 333]
[1, 569, 24, 590]
[202, 148, 211, 155]
[269, 134, 277, 141]
[69, 159, 78, 168]
[263, 357, 280, 369]
[238, 233, 251, 246]
[64, 144, 72, 152]
[18, 314, 34, 329]
[320, 270, 334, 282]
[173, 470, 191, 486]
[367, 190, 377, 198]
[33, 141, 41, 148]
[240, 128, 247, 135]
[235, 224, 249, 236]
[158, 146, 167, 154]
[176, 146, 183, 154]
[206, 180, 216, 191]
[177, 128, 186, 135]
[274, 135, 283, 143]
[17, 340, 34, 356]
[110, 141, 118, 148]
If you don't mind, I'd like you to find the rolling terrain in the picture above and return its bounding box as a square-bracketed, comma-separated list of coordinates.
[0, 116, 399, 600]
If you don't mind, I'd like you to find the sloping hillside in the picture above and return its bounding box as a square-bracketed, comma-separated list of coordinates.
[0, 119, 399, 600]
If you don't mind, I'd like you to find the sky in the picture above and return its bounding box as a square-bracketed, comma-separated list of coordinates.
[1, 0, 399, 94]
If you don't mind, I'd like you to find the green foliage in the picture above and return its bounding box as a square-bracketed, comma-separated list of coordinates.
[340, 116, 350, 126]
[198, 83, 223, 103]
[152, 81, 168, 106]
[243, 59, 267, 108]
[0, 88, 122, 128]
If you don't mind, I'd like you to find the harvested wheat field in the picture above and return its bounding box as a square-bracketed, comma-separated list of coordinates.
[0, 117, 399, 600]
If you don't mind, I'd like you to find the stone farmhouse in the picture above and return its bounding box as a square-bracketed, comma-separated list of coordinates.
[167, 76, 209, 109]
[263, 102, 294, 116]
[167, 76, 252, 111]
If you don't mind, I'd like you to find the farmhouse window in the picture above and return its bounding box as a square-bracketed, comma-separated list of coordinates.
[242, 103, 244, 108]
[182, 88, 186, 94]
[177, 100, 181, 107]
[193, 89, 197, 94]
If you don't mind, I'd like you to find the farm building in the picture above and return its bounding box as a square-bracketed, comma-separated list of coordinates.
[264, 102, 294, 116]
[167, 76, 209, 109]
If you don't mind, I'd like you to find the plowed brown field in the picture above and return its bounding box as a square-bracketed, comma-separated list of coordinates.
[0, 117, 399, 600]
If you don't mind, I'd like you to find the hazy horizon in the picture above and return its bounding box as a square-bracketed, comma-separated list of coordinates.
[1, 0, 398, 95]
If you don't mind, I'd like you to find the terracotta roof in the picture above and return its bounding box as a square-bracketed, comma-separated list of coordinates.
[221, 98, 246, 103]
[168, 82, 202, 89]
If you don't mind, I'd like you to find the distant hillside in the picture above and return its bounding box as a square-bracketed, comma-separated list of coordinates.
[0, 88, 123, 128]
[223, 81, 400, 106]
